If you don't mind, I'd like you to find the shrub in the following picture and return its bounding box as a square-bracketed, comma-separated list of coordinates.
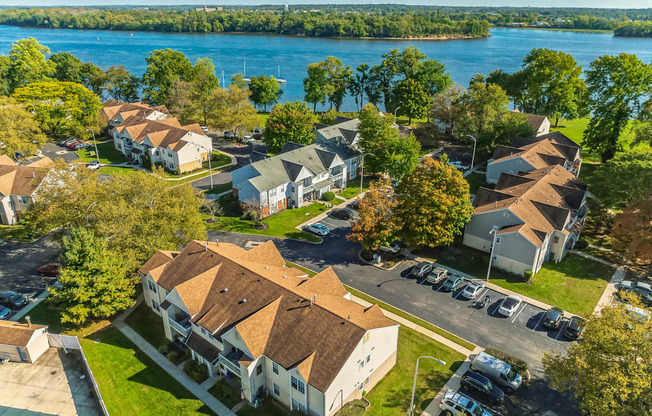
[183, 360, 209, 383]
[322, 191, 336, 201]
[524, 270, 533, 281]
[574, 238, 589, 250]
[166, 350, 180, 364]
[158, 344, 169, 354]
[484, 347, 528, 375]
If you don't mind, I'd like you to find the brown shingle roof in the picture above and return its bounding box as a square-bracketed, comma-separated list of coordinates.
[113, 114, 204, 153]
[0, 157, 50, 197]
[138, 250, 177, 276]
[185, 332, 220, 363]
[0, 321, 46, 347]
[102, 100, 170, 123]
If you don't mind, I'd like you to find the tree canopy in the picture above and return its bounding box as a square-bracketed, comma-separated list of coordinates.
[7, 37, 54, 92]
[249, 75, 283, 112]
[207, 85, 259, 134]
[592, 147, 652, 208]
[347, 178, 400, 251]
[263, 101, 316, 153]
[0, 97, 47, 158]
[142, 48, 195, 106]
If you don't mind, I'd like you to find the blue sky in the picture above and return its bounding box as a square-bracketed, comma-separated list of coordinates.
[0, 1, 650, 9]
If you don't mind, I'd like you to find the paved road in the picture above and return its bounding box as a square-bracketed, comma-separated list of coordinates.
[40, 142, 79, 163]
[190, 138, 262, 192]
[208, 213, 578, 416]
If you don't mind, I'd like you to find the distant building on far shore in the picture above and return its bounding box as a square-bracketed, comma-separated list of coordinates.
[195, 6, 217, 12]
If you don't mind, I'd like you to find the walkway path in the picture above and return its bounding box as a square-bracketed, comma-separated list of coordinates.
[113, 298, 236, 416]
[294, 192, 365, 231]
[593, 266, 626, 315]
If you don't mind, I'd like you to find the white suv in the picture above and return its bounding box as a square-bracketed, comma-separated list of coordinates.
[439, 390, 493, 416]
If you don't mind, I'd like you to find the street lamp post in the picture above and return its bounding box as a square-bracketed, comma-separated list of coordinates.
[486, 225, 499, 281]
[408, 356, 446, 416]
[359, 152, 373, 195]
[86, 129, 100, 163]
[85, 201, 98, 226]
[467, 135, 477, 172]
[197, 144, 214, 189]
[394, 106, 401, 118]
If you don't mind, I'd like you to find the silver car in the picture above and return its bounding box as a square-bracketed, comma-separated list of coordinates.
[461, 282, 485, 300]
[497, 295, 523, 317]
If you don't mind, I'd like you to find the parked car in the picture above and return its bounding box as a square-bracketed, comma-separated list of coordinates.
[411, 262, 433, 278]
[497, 295, 522, 317]
[224, 131, 235, 139]
[73, 142, 90, 150]
[59, 137, 77, 146]
[461, 282, 485, 300]
[471, 351, 522, 393]
[87, 160, 101, 170]
[200, 126, 209, 133]
[439, 390, 493, 416]
[542, 307, 565, 330]
[449, 161, 470, 171]
[330, 208, 353, 220]
[563, 316, 585, 340]
[253, 127, 263, 139]
[460, 370, 505, 404]
[379, 242, 400, 255]
[0, 306, 11, 320]
[348, 199, 360, 210]
[304, 223, 329, 236]
[617, 280, 652, 306]
[37, 263, 62, 277]
[241, 135, 255, 145]
[0, 291, 28, 310]
[426, 267, 449, 284]
[442, 274, 464, 292]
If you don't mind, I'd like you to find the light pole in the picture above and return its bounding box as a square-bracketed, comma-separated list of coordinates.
[85, 201, 98, 226]
[486, 225, 499, 281]
[359, 152, 372, 195]
[467, 135, 477, 172]
[197, 144, 214, 189]
[86, 129, 100, 163]
[408, 356, 446, 416]
[394, 106, 401, 118]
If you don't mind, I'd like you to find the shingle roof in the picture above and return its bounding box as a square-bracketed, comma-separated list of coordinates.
[490, 134, 580, 171]
[474, 165, 586, 246]
[102, 100, 169, 123]
[0, 157, 51, 198]
[0, 321, 46, 347]
[185, 332, 220, 362]
[144, 240, 395, 392]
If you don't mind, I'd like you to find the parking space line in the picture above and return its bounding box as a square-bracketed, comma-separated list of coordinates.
[511, 303, 527, 323]
[532, 313, 546, 331]
[555, 321, 567, 340]
[477, 289, 489, 302]
[454, 289, 465, 300]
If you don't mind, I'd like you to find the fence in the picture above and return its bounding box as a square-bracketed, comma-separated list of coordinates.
[47, 334, 110, 416]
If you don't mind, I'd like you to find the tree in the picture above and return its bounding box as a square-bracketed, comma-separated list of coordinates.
[415, 59, 452, 97]
[0, 56, 11, 96]
[50, 52, 85, 83]
[230, 73, 246, 88]
[610, 194, 652, 270]
[101, 65, 140, 102]
[303, 62, 329, 111]
[457, 74, 510, 135]
[542, 296, 652, 416]
[349, 63, 370, 111]
[12, 81, 102, 136]
[49, 227, 135, 325]
[393, 78, 432, 124]
[262, 101, 316, 153]
[583, 53, 652, 162]
[394, 155, 473, 248]
[207, 85, 259, 135]
[429, 83, 466, 134]
[322, 56, 353, 111]
[202, 199, 224, 223]
[385, 133, 422, 180]
[249, 75, 283, 112]
[191, 57, 220, 125]
[25, 163, 206, 270]
[7, 38, 54, 91]
[142, 48, 195, 106]
[592, 148, 652, 208]
[517, 48, 588, 126]
[476, 112, 535, 158]
[347, 178, 400, 251]
[486, 69, 525, 104]
[0, 97, 47, 158]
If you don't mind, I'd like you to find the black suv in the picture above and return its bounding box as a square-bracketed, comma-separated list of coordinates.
[542, 307, 564, 330]
[563, 316, 585, 340]
[460, 370, 505, 404]
[330, 208, 353, 220]
[0, 291, 28, 310]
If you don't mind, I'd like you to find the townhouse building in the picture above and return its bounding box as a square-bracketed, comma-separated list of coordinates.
[313, 117, 362, 181]
[0, 155, 52, 225]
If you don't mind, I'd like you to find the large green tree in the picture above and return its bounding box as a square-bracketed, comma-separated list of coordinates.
[101, 65, 140, 102]
[393, 78, 432, 124]
[543, 295, 652, 416]
[25, 162, 206, 270]
[303, 62, 328, 111]
[249, 75, 283, 112]
[476, 112, 536, 158]
[395, 155, 473, 248]
[429, 83, 466, 134]
[347, 178, 400, 251]
[142, 48, 195, 106]
[349, 63, 371, 111]
[0, 97, 47, 158]
[207, 86, 259, 135]
[7, 38, 54, 91]
[592, 147, 652, 208]
[263, 101, 316, 153]
[583, 53, 652, 162]
[457, 74, 510, 136]
[50, 227, 135, 325]
[12, 81, 102, 136]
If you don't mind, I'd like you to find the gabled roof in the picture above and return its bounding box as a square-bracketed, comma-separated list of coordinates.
[490, 133, 580, 171]
[144, 240, 395, 393]
[0, 321, 46, 347]
[102, 99, 170, 123]
[0, 157, 51, 198]
[510, 110, 549, 131]
[473, 165, 587, 246]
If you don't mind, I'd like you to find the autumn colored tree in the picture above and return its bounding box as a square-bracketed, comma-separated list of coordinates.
[543, 294, 652, 416]
[0, 97, 47, 158]
[207, 85, 259, 135]
[610, 194, 652, 270]
[347, 178, 400, 251]
[395, 155, 474, 248]
[263, 101, 316, 153]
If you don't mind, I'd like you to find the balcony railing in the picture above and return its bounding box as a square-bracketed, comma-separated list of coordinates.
[218, 353, 241, 376]
[168, 317, 191, 337]
[302, 185, 314, 194]
[330, 172, 343, 181]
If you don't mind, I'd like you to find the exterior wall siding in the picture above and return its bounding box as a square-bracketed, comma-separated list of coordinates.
[486, 158, 535, 184]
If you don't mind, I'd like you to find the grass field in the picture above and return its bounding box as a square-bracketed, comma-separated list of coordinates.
[464, 172, 490, 194]
[0, 224, 35, 242]
[76, 141, 128, 165]
[338, 176, 373, 199]
[205, 182, 233, 195]
[124, 301, 169, 349]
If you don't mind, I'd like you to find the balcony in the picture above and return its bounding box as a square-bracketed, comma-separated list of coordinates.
[168, 311, 192, 337]
[330, 172, 343, 181]
[218, 350, 242, 376]
[302, 185, 314, 194]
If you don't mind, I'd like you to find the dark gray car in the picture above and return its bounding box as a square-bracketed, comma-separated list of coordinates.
[411, 262, 433, 278]
[0, 291, 28, 310]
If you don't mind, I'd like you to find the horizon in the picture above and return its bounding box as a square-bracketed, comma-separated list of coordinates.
[0, 2, 651, 11]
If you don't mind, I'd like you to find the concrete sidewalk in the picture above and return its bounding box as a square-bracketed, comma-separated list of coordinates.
[593, 266, 626, 314]
[294, 192, 365, 231]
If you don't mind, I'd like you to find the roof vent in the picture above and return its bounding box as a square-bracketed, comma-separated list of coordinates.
[240, 299, 247, 304]
[222, 288, 228, 293]
[282, 275, 287, 278]
[265, 266, 269, 269]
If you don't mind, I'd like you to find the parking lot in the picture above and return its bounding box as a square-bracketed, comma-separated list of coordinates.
[39, 142, 79, 163]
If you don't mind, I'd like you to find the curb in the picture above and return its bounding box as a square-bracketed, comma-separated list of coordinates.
[11, 290, 50, 322]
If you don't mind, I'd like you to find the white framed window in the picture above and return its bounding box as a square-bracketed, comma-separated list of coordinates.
[495, 237, 502, 244]
[366, 355, 371, 364]
[17, 196, 28, 205]
[152, 300, 160, 312]
[273, 384, 280, 397]
[148, 280, 157, 293]
[201, 327, 207, 335]
[359, 361, 365, 370]
[291, 376, 305, 394]
[272, 362, 279, 375]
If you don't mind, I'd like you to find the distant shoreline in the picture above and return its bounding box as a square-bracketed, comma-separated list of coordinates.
[493, 25, 613, 34]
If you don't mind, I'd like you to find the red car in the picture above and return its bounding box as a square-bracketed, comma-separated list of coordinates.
[37, 263, 62, 277]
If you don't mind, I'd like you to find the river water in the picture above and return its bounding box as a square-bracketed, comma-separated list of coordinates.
[1, 25, 651, 111]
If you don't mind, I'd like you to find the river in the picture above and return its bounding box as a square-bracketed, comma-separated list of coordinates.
[1, 25, 651, 111]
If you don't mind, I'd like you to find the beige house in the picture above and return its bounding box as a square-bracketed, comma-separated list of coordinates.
[103, 100, 213, 174]
[0, 155, 52, 225]
[511, 111, 550, 136]
[139, 240, 399, 415]
[0, 320, 49, 363]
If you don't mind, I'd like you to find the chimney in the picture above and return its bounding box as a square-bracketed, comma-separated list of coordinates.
[26, 316, 32, 327]
[215, 239, 219, 246]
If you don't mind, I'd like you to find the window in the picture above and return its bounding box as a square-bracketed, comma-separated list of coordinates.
[291, 376, 305, 394]
[291, 399, 306, 413]
[272, 362, 279, 375]
[18, 196, 28, 205]
[148, 280, 157, 293]
[553, 236, 560, 243]
[359, 361, 365, 370]
[273, 384, 280, 397]
[358, 382, 364, 391]
[495, 237, 502, 244]
[200, 327, 207, 335]
[155, 150, 159, 156]
[256, 364, 262, 375]
[152, 300, 160, 312]
[366, 355, 371, 364]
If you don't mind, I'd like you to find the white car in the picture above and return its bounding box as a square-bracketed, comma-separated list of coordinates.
[497, 295, 523, 317]
[87, 160, 101, 170]
[379, 243, 400, 254]
[439, 390, 493, 416]
[241, 135, 255, 145]
[304, 223, 329, 236]
[461, 282, 485, 300]
[450, 161, 470, 171]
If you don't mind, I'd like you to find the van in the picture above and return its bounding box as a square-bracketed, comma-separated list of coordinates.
[470, 352, 522, 393]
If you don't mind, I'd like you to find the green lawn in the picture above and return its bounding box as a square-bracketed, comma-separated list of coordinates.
[206, 151, 232, 169]
[421, 243, 614, 316]
[331, 197, 346, 206]
[205, 182, 233, 195]
[464, 172, 490, 194]
[21, 299, 216, 416]
[205, 195, 327, 242]
[237, 397, 288, 416]
[97, 165, 140, 176]
[338, 176, 373, 199]
[124, 301, 169, 349]
[0, 224, 36, 242]
[76, 141, 129, 165]
[208, 380, 242, 409]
